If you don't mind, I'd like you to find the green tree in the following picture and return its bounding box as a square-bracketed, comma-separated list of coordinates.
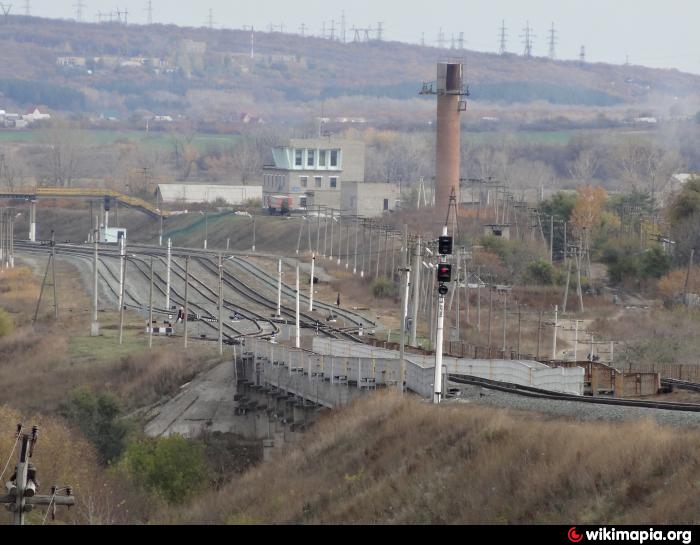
[524, 260, 556, 285]
[58, 387, 131, 465]
[119, 435, 208, 505]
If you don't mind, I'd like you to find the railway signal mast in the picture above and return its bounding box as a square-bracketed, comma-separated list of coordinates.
[433, 230, 453, 404]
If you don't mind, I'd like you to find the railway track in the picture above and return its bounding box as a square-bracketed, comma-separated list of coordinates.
[449, 375, 700, 413]
[14, 241, 365, 342]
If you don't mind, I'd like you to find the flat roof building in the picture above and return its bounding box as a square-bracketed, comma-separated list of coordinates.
[263, 137, 365, 211]
[156, 184, 262, 207]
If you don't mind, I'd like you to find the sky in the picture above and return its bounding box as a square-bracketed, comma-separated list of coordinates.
[27, 0, 700, 75]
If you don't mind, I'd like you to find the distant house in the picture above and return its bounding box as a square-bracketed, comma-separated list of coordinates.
[152, 115, 174, 122]
[23, 107, 51, 123]
[240, 112, 264, 124]
[156, 184, 262, 207]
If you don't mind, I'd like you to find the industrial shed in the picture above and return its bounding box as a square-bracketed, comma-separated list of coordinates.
[156, 184, 262, 206]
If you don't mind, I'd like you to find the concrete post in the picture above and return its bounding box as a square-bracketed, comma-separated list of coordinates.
[91, 215, 100, 337]
[410, 237, 421, 346]
[118, 236, 125, 310]
[552, 304, 559, 361]
[295, 265, 301, 349]
[165, 238, 172, 312]
[29, 200, 36, 242]
[309, 254, 315, 312]
[277, 259, 282, 317]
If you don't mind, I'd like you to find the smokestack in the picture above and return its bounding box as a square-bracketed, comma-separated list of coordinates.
[435, 62, 464, 217]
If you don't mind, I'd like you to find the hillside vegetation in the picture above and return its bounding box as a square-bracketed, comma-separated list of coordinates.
[0, 15, 698, 124]
[172, 392, 700, 525]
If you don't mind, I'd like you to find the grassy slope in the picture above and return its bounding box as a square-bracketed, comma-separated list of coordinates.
[174, 392, 700, 525]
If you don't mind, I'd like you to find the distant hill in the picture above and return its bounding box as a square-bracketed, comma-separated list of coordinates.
[0, 15, 698, 125]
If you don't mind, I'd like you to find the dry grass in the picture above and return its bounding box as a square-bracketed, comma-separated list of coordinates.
[171, 392, 700, 525]
[0, 406, 142, 525]
[0, 267, 40, 320]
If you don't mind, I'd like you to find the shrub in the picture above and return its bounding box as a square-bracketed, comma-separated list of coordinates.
[118, 435, 208, 505]
[371, 277, 398, 299]
[523, 260, 555, 285]
[0, 308, 13, 337]
[58, 387, 132, 465]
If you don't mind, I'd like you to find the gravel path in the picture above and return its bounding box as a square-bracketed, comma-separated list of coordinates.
[450, 383, 700, 429]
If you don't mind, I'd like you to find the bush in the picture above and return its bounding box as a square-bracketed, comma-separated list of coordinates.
[523, 260, 555, 285]
[58, 387, 132, 465]
[0, 308, 13, 337]
[371, 277, 398, 299]
[118, 435, 208, 505]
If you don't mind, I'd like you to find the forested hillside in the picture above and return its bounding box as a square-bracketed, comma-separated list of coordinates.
[0, 15, 698, 125]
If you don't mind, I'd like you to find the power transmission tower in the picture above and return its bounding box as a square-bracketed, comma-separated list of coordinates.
[22, 0, 28, 16]
[145, 0, 152, 25]
[521, 20, 535, 57]
[437, 27, 445, 48]
[458, 31, 464, 50]
[299, 22, 306, 36]
[73, 1, 85, 22]
[579, 45, 586, 63]
[420, 32, 425, 47]
[547, 22, 558, 60]
[498, 19, 508, 54]
[340, 10, 346, 43]
[0, 425, 75, 525]
[0, 3, 12, 23]
[450, 33, 455, 49]
[376, 21, 383, 41]
[206, 8, 214, 29]
[330, 19, 335, 40]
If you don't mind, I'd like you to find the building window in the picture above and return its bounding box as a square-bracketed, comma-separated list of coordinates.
[300, 176, 308, 188]
[307, 149, 315, 168]
[315, 176, 322, 188]
[384, 199, 389, 211]
[330, 177, 338, 189]
[295, 149, 303, 167]
[300, 197, 307, 208]
[330, 149, 339, 168]
[319, 150, 327, 168]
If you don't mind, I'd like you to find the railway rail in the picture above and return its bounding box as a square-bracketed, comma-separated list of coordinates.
[449, 375, 700, 413]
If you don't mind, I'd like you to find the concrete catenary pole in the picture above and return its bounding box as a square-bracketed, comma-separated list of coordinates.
[91, 215, 100, 337]
[119, 253, 127, 345]
[165, 238, 172, 312]
[118, 236, 125, 310]
[435, 62, 463, 218]
[148, 257, 154, 349]
[277, 259, 283, 317]
[433, 226, 448, 404]
[184, 256, 190, 349]
[399, 225, 409, 393]
[295, 265, 301, 348]
[410, 237, 421, 346]
[552, 304, 559, 361]
[218, 253, 223, 356]
[309, 254, 316, 312]
[29, 199, 36, 242]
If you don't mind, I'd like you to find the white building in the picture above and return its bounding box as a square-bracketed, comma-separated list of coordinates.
[156, 184, 262, 207]
[22, 107, 51, 123]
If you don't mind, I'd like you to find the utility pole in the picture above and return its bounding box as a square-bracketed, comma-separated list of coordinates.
[295, 265, 301, 348]
[309, 254, 315, 312]
[477, 266, 482, 333]
[91, 216, 99, 337]
[165, 239, 171, 313]
[550, 215, 554, 263]
[218, 253, 223, 356]
[410, 237, 421, 346]
[684, 249, 695, 306]
[277, 259, 283, 318]
[118, 236, 125, 310]
[118, 252, 127, 346]
[502, 291, 508, 353]
[51, 231, 57, 320]
[0, 425, 75, 525]
[184, 256, 190, 349]
[487, 287, 493, 351]
[552, 305, 559, 361]
[148, 257, 154, 350]
[537, 310, 543, 360]
[399, 225, 409, 394]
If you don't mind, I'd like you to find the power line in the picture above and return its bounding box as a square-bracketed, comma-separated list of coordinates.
[498, 19, 507, 54]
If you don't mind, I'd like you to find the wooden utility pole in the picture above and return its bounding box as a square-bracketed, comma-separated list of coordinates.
[0, 425, 75, 525]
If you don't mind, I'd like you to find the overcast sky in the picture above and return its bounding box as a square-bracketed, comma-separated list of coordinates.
[29, 0, 700, 74]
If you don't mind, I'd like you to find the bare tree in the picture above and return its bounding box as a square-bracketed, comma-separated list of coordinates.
[40, 122, 86, 187]
[568, 149, 599, 185]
